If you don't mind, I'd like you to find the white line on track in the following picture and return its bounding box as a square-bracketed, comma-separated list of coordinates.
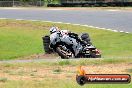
[0, 7, 21, 9]
[107, 10, 120, 12]
[0, 18, 7, 19]
[0, 18, 130, 34]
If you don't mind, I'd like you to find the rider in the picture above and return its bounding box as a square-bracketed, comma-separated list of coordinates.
[49, 26, 83, 57]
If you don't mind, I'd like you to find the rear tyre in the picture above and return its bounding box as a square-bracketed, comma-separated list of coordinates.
[90, 52, 101, 58]
[81, 33, 90, 40]
[90, 52, 96, 58]
[95, 55, 101, 58]
[80, 33, 92, 45]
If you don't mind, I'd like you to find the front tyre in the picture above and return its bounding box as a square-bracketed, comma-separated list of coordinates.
[56, 45, 74, 59]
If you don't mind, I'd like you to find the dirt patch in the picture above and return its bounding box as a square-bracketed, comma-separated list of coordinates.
[83, 63, 132, 74]
[0, 20, 50, 30]
[17, 54, 59, 60]
[0, 63, 131, 81]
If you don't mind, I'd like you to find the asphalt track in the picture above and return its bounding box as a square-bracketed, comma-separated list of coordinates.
[0, 8, 132, 32]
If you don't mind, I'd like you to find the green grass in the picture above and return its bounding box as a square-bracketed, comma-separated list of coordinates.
[0, 58, 132, 68]
[126, 68, 132, 73]
[0, 19, 131, 88]
[0, 20, 49, 60]
[0, 79, 131, 88]
[0, 61, 131, 88]
[0, 77, 8, 83]
[53, 67, 62, 73]
[0, 19, 132, 60]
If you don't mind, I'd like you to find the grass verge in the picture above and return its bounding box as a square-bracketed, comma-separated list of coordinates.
[0, 19, 132, 60]
[0, 78, 131, 88]
[0, 60, 131, 88]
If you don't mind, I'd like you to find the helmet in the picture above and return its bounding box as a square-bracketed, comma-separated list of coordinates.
[50, 27, 58, 34]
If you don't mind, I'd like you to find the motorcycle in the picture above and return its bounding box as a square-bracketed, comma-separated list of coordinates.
[43, 33, 101, 59]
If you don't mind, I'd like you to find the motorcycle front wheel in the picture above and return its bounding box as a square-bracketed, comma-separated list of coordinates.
[56, 45, 74, 59]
